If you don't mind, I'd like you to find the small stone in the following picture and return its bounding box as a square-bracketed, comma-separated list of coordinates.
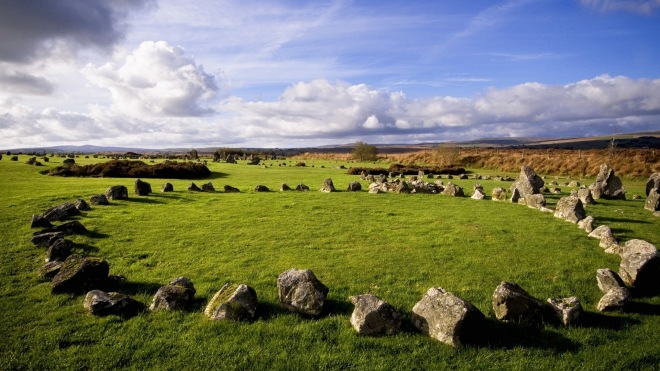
[201, 182, 215, 192]
[492, 281, 545, 326]
[204, 283, 258, 321]
[161, 182, 174, 192]
[597, 287, 630, 312]
[596, 268, 626, 294]
[149, 277, 196, 311]
[578, 216, 595, 233]
[347, 181, 362, 192]
[224, 185, 240, 193]
[30, 214, 53, 229]
[546, 297, 582, 326]
[254, 185, 270, 192]
[320, 178, 336, 192]
[90, 194, 109, 205]
[349, 294, 401, 336]
[84, 290, 143, 317]
[277, 268, 328, 316]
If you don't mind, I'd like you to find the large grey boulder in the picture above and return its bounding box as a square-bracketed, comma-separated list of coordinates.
[224, 185, 240, 193]
[511, 166, 544, 197]
[105, 185, 128, 200]
[554, 196, 586, 223]
[645, 189, 660, 212]
[51, 255, 109, 294]
[597, 287, 630, 312]
[546, 297, 583, 326]
[523, 194, 546, 210]
[588, 225, 619, 251]
[491, 187, 507, 201]
[577, 188, 594, 205]
[46, 238, 73, 262]
[204, 283, 258, 321]
[619, 239, 660, 294]
[134, 178, 152, 196]
[201, 182, 215, 192]
[412, 287, 485, 347]
[31, 214, 53, 229]
[349, 294, 401, 336]
[442, 182, 464, 197]
[347, 181, 362, 192]
[471, 189, 486, 200]
[589, 164, 626, 200]
[277, 268, 329, 316]
[90, 194, 109, 205]
[492, 281, 545, 326]
[42, 202, 81, 222]
[645, 173, 660, 196]
[149, 277, 196, 311]
[596, 268, 626, 294]
[578, 216, 595, 233]
[84, 290, 143, 317]
[320, 179, 336, 193]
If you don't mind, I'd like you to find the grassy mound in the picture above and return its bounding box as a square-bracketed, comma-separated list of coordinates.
[43, 159, 211, 179]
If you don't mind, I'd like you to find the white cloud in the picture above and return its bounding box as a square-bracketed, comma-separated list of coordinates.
[83, 41, 223, 117]
[579, 0, 660, 15]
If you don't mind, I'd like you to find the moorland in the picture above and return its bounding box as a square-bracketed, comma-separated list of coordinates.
[0, 149, 658, 370]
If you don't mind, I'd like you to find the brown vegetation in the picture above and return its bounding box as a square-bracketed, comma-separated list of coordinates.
[43, 160, 211, 179]
[296, 148, 659, 178]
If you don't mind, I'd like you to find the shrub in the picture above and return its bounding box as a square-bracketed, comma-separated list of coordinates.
[43, 160, 211, 179]
[352, 142, 379, 161]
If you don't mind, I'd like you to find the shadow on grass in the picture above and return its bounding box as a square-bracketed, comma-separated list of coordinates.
[123, 197, 166, 205]
[255, 301, 287, 320]
[597, 217, 650, 225]
[74, 243, 99, 254]
[112, 280, 163, 296]
[323, 298, 354, 316]
[471, 319, 581, 352]
[86, 230, 110, 239]
[624, 301, 660, 316]
[206, 172, 229, 180]
[576, 311, 640, 330]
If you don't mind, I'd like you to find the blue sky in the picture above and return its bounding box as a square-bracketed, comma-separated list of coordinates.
[0, 0, 659, 148]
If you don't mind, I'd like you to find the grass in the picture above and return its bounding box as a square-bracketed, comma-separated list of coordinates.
[1, 155, 659, 370]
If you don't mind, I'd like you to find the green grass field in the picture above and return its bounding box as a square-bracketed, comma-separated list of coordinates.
[1, 155, 658, 370]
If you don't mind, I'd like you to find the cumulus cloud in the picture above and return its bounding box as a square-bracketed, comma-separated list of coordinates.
[579, 0, 660, 15]
[83, 41, 222, 117]
[227, 75, 660, 143]
[0, 0, 153, 63]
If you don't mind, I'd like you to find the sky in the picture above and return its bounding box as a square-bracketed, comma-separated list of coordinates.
[0, 0, 659, 149]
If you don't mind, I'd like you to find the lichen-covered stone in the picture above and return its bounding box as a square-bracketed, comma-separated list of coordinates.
[105, 185, 128, 200]
[42, 202, 81, 222]
[30, 214, 53, 229]
[645, 189, 660, 212]
[84, 290, 143, 317]
[546, 297, 582, 326]
[442, 182, 464, 197]
[588, 225, 618, 250]
[596, 268, 626, 294]
[491, 187, 507, 201]
[201, 182, 215, 192]
[578, 216, 595, 233]
[347, 181, 362, 192]
[51, 255, 109, 294]
[135, 178, 152, 196]
[277, 268, 328, 316]
[320, 178, 336, 193]
[149, 277, 196, 311]
[589, 164, 626, 200]
[492, 281, 545, 326]
[204, 283, 258, 321]
[90, 194, 109, 205]
[349, 294, 401, 336]
[619, 240, 660, 294]
[413, 287, 484, 347]
[597, 287, 630, 312]
[554, 196, 586, 223]
[46, 238, 73, 262]
[161, 182, 174, 192]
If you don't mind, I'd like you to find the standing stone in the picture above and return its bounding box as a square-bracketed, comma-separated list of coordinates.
[546, 297, 583, 326]
[618, 239, 660, 294]
[204, 283, 258, 321]
[105, 185, 128, 200]
[224, 185, 240, 193]
[90, 194, 109, 205]
[596, 268, 626, 294]
[491, 187, 507, 201]
[46, 238, 73, 262]
[320, 179, 336, 193]
[349, 294, 401, 336]
[134, 178, 152, 196]
[31, 231, 65, 247]
[395, 181, 411, 194]
[201, 182, 215, 192]
[442, 182, 464, 197]
[645, 173, 660, 196]
[31, 214, 53, 229]
[149, 277, 196, 311]
[347, 181, 362, 192]
[471, 189, 486, 200]
[511, 166, 545, 197]
[578, 216, 595, 233]
[588, 225, 619, 251]
[589, 164, 626, 200]
[645, 189, 660, 212]
[277, 268, 329, 316]
[554, 196, 586, 223]
[412, 287, 485, 347]
[577, 188, 594, 205]
[280, 183, 292, 191]
[524, 194, 546, 210]
[51, 255, 110, 294]
[74, 199, 91, 211]
[296, 184, 310, 191]
[254, 185, 270, 192]
[161, 182, 174, 192]
[188, 182, 201, 191]
[597, 287, 630, 312]
[492, 281, 545, 326]
[42, 202, 81, 222]
[84, 290, 143, 317]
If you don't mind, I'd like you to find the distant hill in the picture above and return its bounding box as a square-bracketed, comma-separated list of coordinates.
[2, 131, 658, 154]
